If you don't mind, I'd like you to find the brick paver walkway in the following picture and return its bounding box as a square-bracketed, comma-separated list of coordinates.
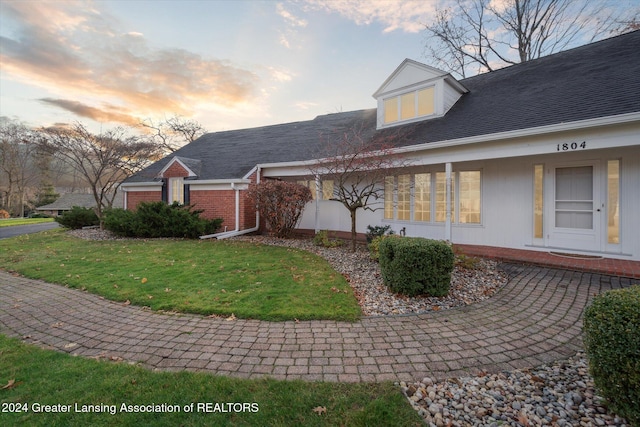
[0, 265, 636, 383]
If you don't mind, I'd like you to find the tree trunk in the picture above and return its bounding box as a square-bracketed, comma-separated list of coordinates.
[350, 208, 357, 252]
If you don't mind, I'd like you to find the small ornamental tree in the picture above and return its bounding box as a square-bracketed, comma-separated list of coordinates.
[248, 180, 312, 238]
[309, 123, 414, 252]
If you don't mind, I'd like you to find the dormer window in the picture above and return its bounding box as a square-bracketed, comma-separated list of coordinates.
[373, 59, 468, 129]
[383, 86, 435, 125]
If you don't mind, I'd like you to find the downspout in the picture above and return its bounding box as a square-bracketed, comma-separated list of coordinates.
[200, 168, 261, 240]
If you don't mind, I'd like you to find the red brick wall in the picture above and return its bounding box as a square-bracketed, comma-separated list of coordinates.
[163, 162, 189, 178]
[190, 190, 237, 228]
[125, 169, 262, 233]
[126, 191, 162, 210]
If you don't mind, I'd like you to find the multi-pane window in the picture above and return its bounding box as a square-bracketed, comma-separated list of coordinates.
[397, 175, 411, 220]
[534, 164, 544, 239]
[384, 176, 394, 220]
[458, 171, 481, 224]
[414, 173, 430, 221]
[169, 177, 184, 204]
[297, 180, 334, 200]
[322, 180, 334, 200]
[607, 160, 620, 244]
[385, 171, 480, 224]
[383, 86, 435, 124]
[435, 172, 455, 222]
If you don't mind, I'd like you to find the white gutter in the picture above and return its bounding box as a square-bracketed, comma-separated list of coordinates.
[200, 168, 261, 240]
[254, 111, 640, 171]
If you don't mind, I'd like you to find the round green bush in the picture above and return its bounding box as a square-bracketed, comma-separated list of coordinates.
[379, 237, 454, 297]
[583, 285, 640, 425]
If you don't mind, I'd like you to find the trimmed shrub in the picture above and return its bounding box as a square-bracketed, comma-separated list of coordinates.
[365, 224, 393, 243]
[104, 202, 223, 239]
[313, 230, 343, 248]
[368, 234, 400, 262]
[56, 206, 99, 229]
[28, 212, 51, 219]
[0, 209, 10, 219]
[583, 285, 640, 425]
[379, 237, 454, 297]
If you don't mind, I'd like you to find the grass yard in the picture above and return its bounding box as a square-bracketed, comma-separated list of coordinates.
[0, 229, 361, 321]
[0, 218, 54, 227]
[0, 335, 424, 427]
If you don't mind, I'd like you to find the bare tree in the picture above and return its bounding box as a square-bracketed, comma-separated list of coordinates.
[40, 123, 162, 227]
[309, 124, 413, 252]
[139, 114, 206, 153]
[0, 120, 44, 217]
[424, 0, 634, 77]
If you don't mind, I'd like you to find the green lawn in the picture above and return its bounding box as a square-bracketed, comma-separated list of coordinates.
[0, 229, 360, 321]
[0, 335, 424, 427]
[0, 218, 54, 227]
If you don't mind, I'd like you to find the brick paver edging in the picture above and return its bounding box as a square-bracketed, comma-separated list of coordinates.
[0, 265, 635, 383]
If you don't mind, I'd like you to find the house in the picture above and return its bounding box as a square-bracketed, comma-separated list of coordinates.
[121, 31, 640, 261]
[36, 192, 123, 216]
[36, 193, 98, 217]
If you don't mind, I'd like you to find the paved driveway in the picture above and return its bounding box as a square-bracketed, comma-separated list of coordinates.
[0, 264, 633, 382]
[0, 222, 59, 239]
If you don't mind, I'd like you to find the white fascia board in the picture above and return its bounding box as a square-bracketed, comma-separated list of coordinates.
[156, 157, 197, 178]
[189, 179, 251, 191]
[243, 165, 258, 180]
[393, 112, 640, 157]
[189, 178, 251, 185]
[119, 182, 162, 190]
[257, 112, 640, 176]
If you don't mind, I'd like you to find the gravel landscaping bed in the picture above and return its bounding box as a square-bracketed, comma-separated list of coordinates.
[400, 352, 629, 427]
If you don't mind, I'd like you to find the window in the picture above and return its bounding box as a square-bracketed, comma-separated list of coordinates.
[435, 172, 454, 222]
[384, 176, 394, 219]
[400, 93, 415, 120]
[458, 171, 481, 224]
[397, 175, 411, 220]
[169, 177, 184, 204]
[417, 87, 434, 116]
[414, 173, 430, 221]
[297, 180, 334, 200]
[383, 86, 435, 124]
[384, 170, 479, 224]
[384, 98, 398, 124]
[322, 180, 334, 200]
[607, 160, 620, 244]
[534, 164, 544, 239]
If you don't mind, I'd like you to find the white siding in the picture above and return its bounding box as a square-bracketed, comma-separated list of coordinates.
[296, 144, 640, 260]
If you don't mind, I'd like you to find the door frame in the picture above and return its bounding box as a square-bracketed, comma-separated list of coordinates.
[544, 159, 602, 252]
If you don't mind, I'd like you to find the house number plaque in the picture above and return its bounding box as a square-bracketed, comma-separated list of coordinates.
[556, 141, 587, 152]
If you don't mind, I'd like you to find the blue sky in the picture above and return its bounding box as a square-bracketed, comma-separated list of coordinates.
[0, 0, 636, 133]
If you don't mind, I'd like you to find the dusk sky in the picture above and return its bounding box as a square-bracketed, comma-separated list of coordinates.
[1, 0, 637, 134]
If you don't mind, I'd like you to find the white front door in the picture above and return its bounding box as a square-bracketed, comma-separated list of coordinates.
[547, 163, 601, 252]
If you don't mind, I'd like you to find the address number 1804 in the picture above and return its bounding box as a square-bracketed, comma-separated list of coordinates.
[557, 141, 586, 151]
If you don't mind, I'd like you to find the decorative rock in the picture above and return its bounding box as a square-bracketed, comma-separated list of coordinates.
[399, 352, 630, 427]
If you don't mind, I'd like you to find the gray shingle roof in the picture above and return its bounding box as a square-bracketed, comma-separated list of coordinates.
[125, 30, 640, 184]
[36, 194, 96, 210]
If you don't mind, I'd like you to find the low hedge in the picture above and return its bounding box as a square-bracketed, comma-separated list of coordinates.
[583, 285, 640, 425]
[55, 206, 99, 229]
[104, 202, 223, 239]
[379, 237, 454, 297]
